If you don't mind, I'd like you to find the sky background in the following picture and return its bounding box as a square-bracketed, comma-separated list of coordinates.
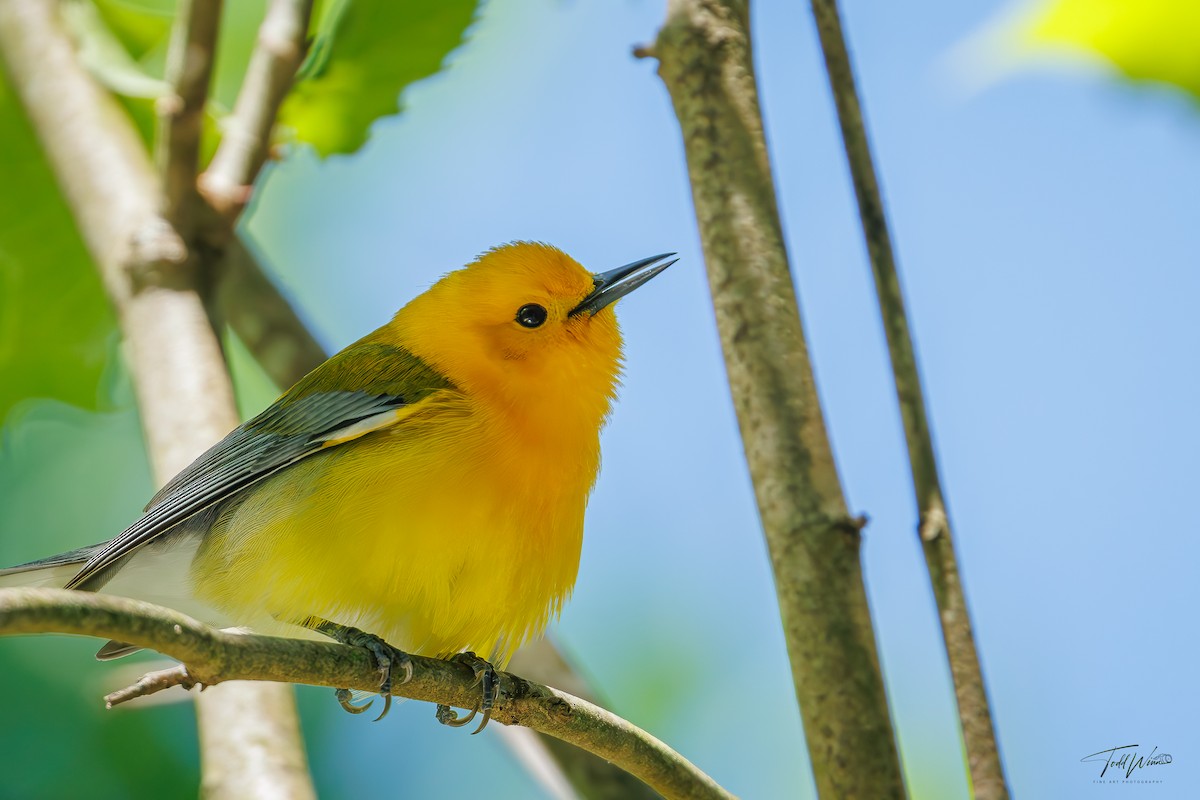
[2, 0, 1197, 798]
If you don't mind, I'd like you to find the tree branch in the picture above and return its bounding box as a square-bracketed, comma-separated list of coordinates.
[643, 0, 905, 796]
[0, 3, 314, 797]
[157, 0, 222, 229]
[807, 1, 1009, 796]
[509, 639, 664, 799]
[199, 0, 314, 222]
[0, 589, 732, 800]
[216, 238, 329, 388]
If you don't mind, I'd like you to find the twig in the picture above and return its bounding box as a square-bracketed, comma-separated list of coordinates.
[199, 0, 313, 222]
[807, 1, 1009, 796]
[0, 589, 735, 800]
[106, 663, 197, 706]
[0, 3, 315, 798]
[157, 0, 222, 229]
[643, 0, 905, 796]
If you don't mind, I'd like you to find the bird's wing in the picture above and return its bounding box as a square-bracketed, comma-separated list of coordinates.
[66, 342, 455, 591]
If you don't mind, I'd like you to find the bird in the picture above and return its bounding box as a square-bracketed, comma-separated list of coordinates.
[0, 242, 675, 727]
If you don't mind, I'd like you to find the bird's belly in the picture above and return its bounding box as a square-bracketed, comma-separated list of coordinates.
[190, 420, 588, 664]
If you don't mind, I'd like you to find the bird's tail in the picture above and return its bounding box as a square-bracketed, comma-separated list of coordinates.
[0, 547, 143, 659]
[0, 543, 103, 590]
[4, 537, 291, 660]
[0, 545, 141, 656]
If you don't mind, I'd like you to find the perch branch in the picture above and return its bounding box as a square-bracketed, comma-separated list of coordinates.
[808, 1, 1009, 796]
[0, 589, 734, 800]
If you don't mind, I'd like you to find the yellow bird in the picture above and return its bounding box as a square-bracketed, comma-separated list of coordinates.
[0, 242, 675, 725]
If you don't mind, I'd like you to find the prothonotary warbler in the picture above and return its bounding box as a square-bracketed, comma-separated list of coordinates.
[0, 242, 676, 727]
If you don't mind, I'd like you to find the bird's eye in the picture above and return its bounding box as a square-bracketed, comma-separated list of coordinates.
[516, 303, 548, 328]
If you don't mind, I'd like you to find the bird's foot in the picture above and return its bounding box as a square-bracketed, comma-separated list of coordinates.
[303, 617, 413, 722]
[435, 651, 497, 734]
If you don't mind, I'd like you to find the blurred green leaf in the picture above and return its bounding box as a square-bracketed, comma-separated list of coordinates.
[92, 0, 175, 59]
[279, 0, 478, 156]
[0, 67, 118, 422]
[1022, 0, 1200, 99]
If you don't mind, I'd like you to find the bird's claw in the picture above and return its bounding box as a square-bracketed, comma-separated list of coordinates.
[434, 651, 497, 734]
[335, 688, 373, 715]
[313, 621, 411, 722]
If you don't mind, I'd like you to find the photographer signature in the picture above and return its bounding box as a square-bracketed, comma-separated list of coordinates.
[1081, 744, 1172, 779]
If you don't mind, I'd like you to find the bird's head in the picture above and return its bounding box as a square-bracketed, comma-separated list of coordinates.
[386, 242, 674, 425]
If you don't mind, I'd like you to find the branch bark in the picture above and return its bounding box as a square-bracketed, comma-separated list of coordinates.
[807, 1, 1008, 796]
[199, 0, 313, 222]
[509, 639, 663, 799]
[643, 1, 905, 796]
[0, 3, 314, 797]
[157, 0, 222, 229]
[216, 239, 329, 388]
[0, 589, 733, 800]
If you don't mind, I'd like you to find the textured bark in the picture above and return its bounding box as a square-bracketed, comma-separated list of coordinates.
[645, 1, 905, 796]
[808, 1, 1008, 796]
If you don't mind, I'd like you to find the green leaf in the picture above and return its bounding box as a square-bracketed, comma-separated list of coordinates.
[278, 0, 478, 157]
[1020, 0, 1200, 100]
[0, 66, 118, 421]
[92, 0, 175, 59]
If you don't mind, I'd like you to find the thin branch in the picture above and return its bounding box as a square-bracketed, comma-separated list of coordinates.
[807, 1, 1009, 796]
[157, 0, 222, 229]
[643, 0, 905, 796]
[199, 0, 314, 222]
[216, 238, 329, 388]
[0, 3, 314, 798]
[510, 639, 664, 800]
[0, 589, 734, 800]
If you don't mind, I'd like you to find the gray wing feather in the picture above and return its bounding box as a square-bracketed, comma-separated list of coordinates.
[64, 390, 408, 591]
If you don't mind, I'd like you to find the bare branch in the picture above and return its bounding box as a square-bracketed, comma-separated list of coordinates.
[157, 0, 222, 229]
[106, 664, 196, 706]
[807, 1, 1009, 796]
[216, 239, 329, 388]
[0, 3, 314, 797]
[644, 0, 905, 795]
[0, 589, 734, 800]
[511, 639, 664, 800]
[200, 0, 314, 222]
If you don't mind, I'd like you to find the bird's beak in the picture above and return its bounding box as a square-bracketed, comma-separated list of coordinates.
[568, 252, 678, 317]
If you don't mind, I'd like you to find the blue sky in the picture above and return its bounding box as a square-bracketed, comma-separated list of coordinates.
[4, 0, 1197, 797]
